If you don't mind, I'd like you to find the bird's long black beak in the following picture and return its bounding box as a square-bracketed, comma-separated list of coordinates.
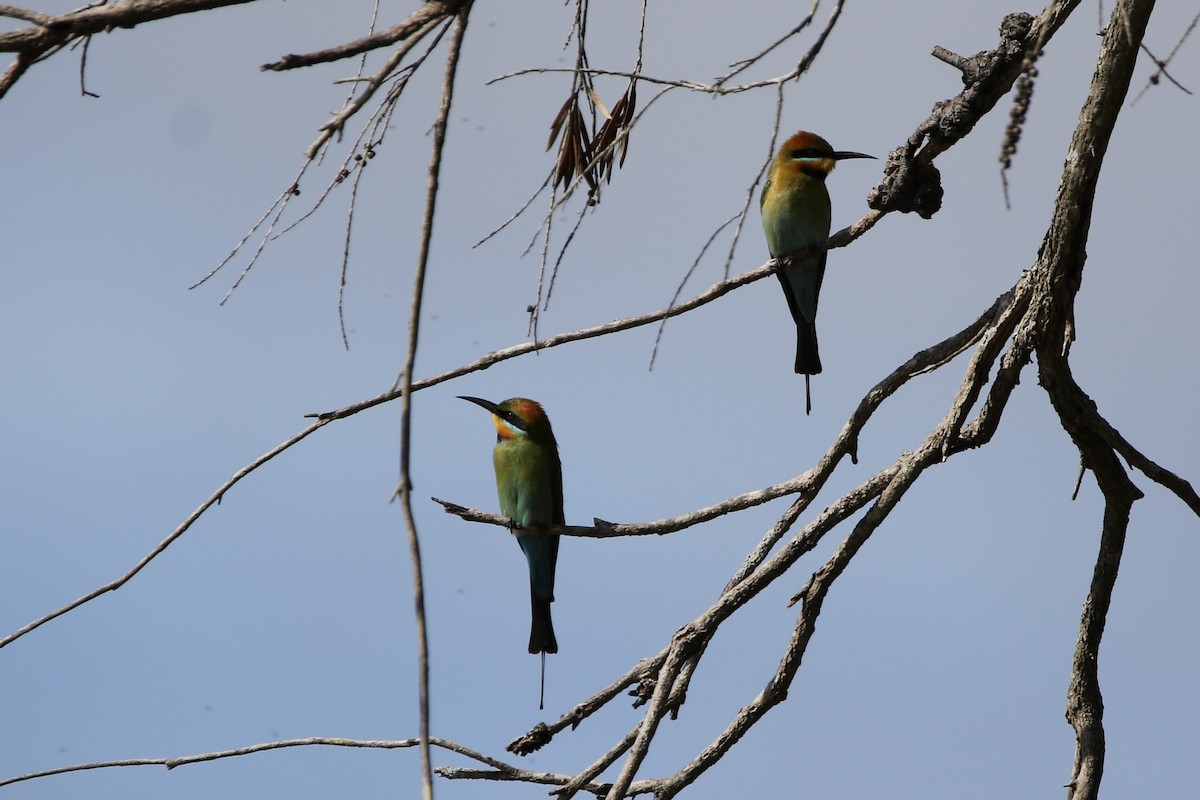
[459, 395, 502, 416]
[830, 150, 876, 161]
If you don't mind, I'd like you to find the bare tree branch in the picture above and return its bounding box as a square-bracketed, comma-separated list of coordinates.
[485, 0, 848, 99]
[259, 0, 470, 71]
[1014, 2, 1156, 797]
[0, 416, 336, 651]
[0, 5, 52, 25]
[0, 0, 257, 98]
[0, 735, 550, 790]
[392, 6, 473, 798]
[1131, 10, 1199, 102]
[870, 1, 1081, 220]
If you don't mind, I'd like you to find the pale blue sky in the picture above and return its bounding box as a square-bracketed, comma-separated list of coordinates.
[2, 2, 1197, 798]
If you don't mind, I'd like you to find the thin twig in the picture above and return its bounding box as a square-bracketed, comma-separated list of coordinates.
[648, 213, 739, 370]
[303, 16, 448, 161]
[715, 0, 821, 86]
[0, 735, 531, 790]
[260, 0, 469, 72]
[0, 0, 257, 100]
[1130, 9, 1198, 103]
[392, 8, 472, 799]
[196, 17, 451, 318]
[189, 165, 311, 294]
[0, 417, 335, 650]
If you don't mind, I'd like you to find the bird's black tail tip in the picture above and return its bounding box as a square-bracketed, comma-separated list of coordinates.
[528, 596, 558, 654]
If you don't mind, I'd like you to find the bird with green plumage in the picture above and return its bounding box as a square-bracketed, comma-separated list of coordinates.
[760, 130, 874, 413]
[460, 395, 563, 708]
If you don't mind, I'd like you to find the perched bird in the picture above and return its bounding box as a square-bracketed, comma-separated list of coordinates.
[459, 395, 563, 708]
[760, 130, 874, 413]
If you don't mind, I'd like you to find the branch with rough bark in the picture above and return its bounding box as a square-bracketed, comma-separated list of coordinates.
[1019, 2, 1166, 798]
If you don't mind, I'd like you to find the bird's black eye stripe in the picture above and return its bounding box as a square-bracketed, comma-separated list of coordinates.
[791, 147, 830, 160]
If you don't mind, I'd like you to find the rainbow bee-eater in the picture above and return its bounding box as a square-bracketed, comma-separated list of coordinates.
[460, 395, 563, 708]
[760, 130, 874, 413]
